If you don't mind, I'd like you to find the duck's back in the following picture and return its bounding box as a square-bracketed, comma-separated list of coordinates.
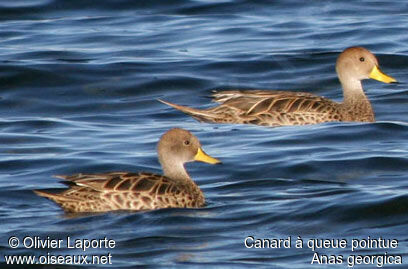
[34, 172, 205, 213]
[209, 90, 345, 126]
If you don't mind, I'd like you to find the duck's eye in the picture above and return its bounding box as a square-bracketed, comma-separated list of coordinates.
[359, 57, 365, 62]
[184, 140, 190, 146]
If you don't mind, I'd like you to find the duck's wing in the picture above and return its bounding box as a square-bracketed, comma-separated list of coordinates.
[212, 90, 317, 103]
[208, 90, 343, 126]
[34, 172, 200, 213]
[212, 90, 332, 113]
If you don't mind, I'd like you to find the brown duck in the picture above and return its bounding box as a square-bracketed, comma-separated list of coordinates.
[160, 47, 397, 127]
[34, 128, 221, 213]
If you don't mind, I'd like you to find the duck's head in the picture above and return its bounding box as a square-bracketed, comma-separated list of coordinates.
[336, 47, 396, 85]
[157, 128, 221, 166]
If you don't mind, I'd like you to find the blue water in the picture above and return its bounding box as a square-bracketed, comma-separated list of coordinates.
[0, 0, 407, 268]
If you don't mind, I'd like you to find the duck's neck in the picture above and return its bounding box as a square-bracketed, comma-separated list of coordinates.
[161, 159, 201, 191]
[162, 161, 191, 184]
[341, 79, 374, 122]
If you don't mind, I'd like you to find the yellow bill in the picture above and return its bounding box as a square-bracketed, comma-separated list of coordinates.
[369, 65, 396, 83]
[194, 148, 221, 164]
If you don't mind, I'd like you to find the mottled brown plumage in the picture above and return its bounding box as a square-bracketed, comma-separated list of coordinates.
[34, 128, 221, 213]
[160, 47, 396, 127]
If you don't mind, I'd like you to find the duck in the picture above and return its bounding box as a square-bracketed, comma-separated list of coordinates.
[159, 47, 396, 127]
[34, 128, 221, 213]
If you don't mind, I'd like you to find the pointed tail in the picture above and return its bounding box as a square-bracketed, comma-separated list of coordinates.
[158, 99, 219, 123]
[34, 190, 78, 202]
[33, 190, 55, 199]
